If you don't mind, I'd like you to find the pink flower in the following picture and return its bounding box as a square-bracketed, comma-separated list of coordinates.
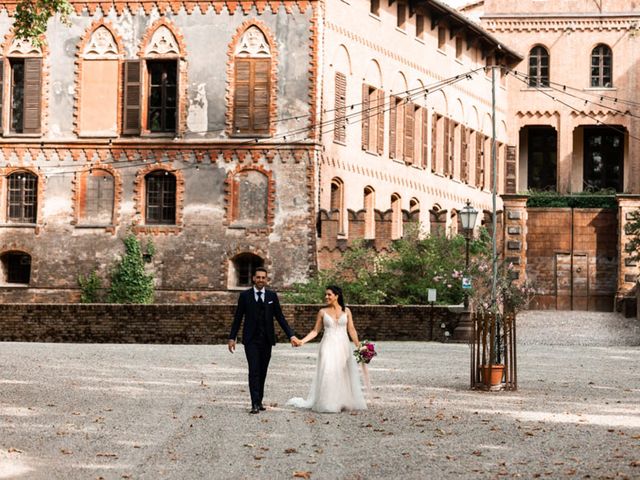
[367, 343, 375, 351]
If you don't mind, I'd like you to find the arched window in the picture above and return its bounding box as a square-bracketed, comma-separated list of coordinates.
[591, 44, 612, 88]
[391, 193, 402, 239]
[0, 251, 31, 284]
[80, 169, 115, 225]
[330, 177, 345, 234]
[528, 46, 549, 87]
[125, 21, 183, 135]
[230, 253, 264, 287]
[364, 186, 375, 239]
[430, 204, 446, 236]
[77, 24, 120, 136]
[145, 171, 176, 224]
[230, 169, 269, 227]
[334, 72, 347, 143]
[3, 36, 43, 134]
[232, 25, 273, 136]
[7, 171, 37, 223]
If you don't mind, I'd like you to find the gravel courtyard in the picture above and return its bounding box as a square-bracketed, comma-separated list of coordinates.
[1, 311, 639, 479]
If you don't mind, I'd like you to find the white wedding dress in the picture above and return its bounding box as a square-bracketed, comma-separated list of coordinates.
[287, 311, 367, 413]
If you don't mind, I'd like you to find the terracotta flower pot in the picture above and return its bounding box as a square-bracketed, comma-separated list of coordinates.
[481, 364, 505, 386]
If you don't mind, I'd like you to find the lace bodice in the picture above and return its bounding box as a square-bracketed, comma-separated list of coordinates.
[322, 310, 347, 332]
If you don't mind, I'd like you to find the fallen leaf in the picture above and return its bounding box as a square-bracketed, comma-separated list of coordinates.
[60, 449, 73, 455]
[244, 443, 255, 448]
[293, 471, 311, 479]
[284, 448, 298, 454]
[8, 448, 23, 454]
[96, 453, 118, 458]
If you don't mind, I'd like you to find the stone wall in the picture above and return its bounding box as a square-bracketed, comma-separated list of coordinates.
[0, 303, 468, 344]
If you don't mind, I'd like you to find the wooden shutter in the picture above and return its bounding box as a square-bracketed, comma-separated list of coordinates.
[421, 108, 429, 168]
[252, 58, 270, 134]
[404, 103, 414, 164]
[505, 145, 517, 193]
[233, 58, 251, 134]
[23, 57, 42, 134]
[461, 126, 468, 183]
[334, 72, 346, 143]
[443, 117, 450, 176]
[431, 113, 438, 172]
[476, 133, 484, 188]
[376, 89, 385, 155]
[448, 120, 456, 177]
[123, 60, 141, 135]
[361, 83, 370, 150]
[389, 96, 397, 159]
[0, 61, 3, 133]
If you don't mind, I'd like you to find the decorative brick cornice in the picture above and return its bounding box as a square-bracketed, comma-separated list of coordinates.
[485, 17, 640, 33]
[73, 20, 124, 137]
[0, 166, 45, 232]
[132, 163, 185, 234]
[225, 19, 279, 138]
[223, 163, 275, 235]
[70, 163, 123, 234]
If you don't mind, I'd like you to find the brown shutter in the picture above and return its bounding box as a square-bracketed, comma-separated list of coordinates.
[252, 58, 270, 134]
[233, 58, 251, 134]
[461, 126, 468, 183]
[376, 89, 385, 155]
[431, 113, 437, 172]
[421, 108, 428, 168]
[361, 83, 370, 150]
[404, 103, 414, 164]
[334, 72, 346, 143]
[23, 57, 42, 134]
[448, 121, 456, 177]
[389, 96, 397, 159]
[443, 117, 450, 176]
[123, 60, 141, 135]
[476, 133, 484, 188]
[0, 61, 3, 134]
[505, 144, 517, 194]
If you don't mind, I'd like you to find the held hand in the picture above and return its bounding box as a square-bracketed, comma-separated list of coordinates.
[290, 336, 302, 347]
[228, 339, 236, 353]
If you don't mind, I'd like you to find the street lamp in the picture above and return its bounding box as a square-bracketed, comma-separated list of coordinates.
[460, 199, 478, 309]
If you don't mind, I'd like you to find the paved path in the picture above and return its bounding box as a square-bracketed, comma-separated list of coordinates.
[0, 312, 639, 479]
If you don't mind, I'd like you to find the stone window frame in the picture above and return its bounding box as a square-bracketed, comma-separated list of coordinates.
[131, 18, 188, 137]
[224, 164, 275, 235]
[390, 192, 402, 239]
[0, 32, 49, 136]
[73, 20, 124, 138]
[0, 166, 44, 231]
[70, 164, 122, 233]
[364, 185, 375, 239]
[330, 176, 346, 235]
[225, 19, 279, 138]
[132, 163, 184, 234]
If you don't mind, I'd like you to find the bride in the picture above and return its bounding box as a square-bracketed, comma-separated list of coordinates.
[287, 286, 367, 413]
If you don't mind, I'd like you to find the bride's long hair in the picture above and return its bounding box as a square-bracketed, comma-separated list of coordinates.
[326, 285, 346, 311]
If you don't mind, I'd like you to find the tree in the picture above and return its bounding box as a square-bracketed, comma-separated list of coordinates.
[13, 0, 73, 45]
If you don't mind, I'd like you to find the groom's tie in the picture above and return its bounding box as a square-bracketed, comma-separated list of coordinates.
[257, 291, 263, 304]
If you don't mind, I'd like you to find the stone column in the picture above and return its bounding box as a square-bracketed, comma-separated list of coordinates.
[501, 194, 529, 284]
[616, 195, 640, 311]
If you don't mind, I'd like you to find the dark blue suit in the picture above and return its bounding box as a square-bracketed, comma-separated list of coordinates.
[229, 288, 295, 407]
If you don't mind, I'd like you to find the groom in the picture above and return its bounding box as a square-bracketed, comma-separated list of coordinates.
[228, 267, 300, 414]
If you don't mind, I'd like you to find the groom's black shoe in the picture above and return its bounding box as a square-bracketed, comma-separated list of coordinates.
[258, 403, 266, 411]
[250, 404, 260, 414]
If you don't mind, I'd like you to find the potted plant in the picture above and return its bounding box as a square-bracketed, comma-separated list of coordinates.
[468, 256, 536, 389]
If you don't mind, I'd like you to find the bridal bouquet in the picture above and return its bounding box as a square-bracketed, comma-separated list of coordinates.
[354, 340, 377, 364]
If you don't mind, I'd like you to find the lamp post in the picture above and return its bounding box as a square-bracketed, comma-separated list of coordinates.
[460, 199, 478, 310]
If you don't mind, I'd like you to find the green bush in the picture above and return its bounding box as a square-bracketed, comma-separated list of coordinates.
[285, 225, 492, 306]
[78, 269, 102, 303]
[107, 234, 155, 304]
[526, 191, 616, 209]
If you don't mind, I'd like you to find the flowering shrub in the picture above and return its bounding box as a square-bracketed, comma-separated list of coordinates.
[469, 258, 537, 317]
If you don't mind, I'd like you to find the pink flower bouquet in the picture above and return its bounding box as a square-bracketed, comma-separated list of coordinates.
[354, 340, 377, 364]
